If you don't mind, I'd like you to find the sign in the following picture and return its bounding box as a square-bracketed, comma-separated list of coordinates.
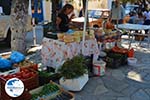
[5, 78, 24, 97]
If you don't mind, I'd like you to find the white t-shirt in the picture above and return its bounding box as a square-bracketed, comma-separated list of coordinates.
[143, 11, 150, 20]
[0, 6, 3, 14]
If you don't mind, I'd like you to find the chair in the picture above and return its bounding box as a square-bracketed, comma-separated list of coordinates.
[121, 29, 150, 49]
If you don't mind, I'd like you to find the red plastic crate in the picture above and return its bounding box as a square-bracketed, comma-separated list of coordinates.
[0, 88, 31, 100]
[0, 68, 39, 91]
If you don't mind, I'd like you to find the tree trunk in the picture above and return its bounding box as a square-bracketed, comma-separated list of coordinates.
[82, 0, 89, 33]
[10, 0, 29, 54]
[51, 0, 57, 32]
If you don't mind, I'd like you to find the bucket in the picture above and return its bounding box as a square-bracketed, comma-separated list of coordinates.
[93, 60, 106, 76]
[127, 57, 137, 66]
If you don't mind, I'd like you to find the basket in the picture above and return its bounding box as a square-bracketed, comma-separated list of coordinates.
[127, 57, 137, 66]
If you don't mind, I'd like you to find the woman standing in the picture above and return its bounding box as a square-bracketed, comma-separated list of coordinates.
[111, 0, 125, 24]
[56, 4, 74, 32]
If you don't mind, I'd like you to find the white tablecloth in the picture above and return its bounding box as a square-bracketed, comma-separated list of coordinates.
[117, 23, 150, 49]
[117, 23, 150, 30]
[41, 38, 100, 68]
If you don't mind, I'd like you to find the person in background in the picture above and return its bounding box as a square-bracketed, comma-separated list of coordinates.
[137, 12, 144, 25]
[56, 4, 74, 32]
[0, 6, 3, 15]
[111, 0, 125, 24]
[143, 8, 150, 25]
[79, 7, 85, 17]
[128, 11, 138, 24]
[143, 7, 150, 34]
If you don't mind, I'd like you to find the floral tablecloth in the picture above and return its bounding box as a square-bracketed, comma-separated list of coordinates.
[41, 38, 100, 69]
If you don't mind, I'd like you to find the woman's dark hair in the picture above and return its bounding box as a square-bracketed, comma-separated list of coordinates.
[60, 4, 74, 14]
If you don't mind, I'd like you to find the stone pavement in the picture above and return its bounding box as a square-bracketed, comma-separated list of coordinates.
[27, 36, 150, 100]
[1, 25, 149, 100]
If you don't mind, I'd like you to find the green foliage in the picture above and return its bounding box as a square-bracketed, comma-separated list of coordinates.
[38, 71, 53, 77]
[31, 83, 59, 100]
[59, 55, 87, 79]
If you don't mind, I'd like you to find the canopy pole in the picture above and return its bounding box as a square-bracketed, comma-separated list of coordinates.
[82, 0, 88, 54]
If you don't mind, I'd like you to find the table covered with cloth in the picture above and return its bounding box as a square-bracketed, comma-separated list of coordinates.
[41, 37, 100, 69]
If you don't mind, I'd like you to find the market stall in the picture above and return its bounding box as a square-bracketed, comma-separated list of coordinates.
[41, 37, 100, 69]
[0, 51, 76, 99]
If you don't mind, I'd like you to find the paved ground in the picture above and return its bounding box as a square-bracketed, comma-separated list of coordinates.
[26, 28, 150, 100]
[28, 45, 150, 100]
[1, 27, 150, 100]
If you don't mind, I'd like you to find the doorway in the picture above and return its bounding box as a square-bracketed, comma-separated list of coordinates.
[31, 0, 43, 23]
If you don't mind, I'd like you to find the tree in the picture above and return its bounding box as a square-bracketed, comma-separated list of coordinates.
[51, 0, 60, 32]
[10, 0, 29, 54]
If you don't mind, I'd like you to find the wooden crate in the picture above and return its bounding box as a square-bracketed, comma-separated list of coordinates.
[30, 81, 75, 100]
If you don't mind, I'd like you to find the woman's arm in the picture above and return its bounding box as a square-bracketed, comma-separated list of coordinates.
[56, 17, 62, 30]
[56, 17, 62, 25]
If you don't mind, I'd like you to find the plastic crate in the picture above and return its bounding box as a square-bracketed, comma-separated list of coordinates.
[105, 57, 122, 69]
[0, 67, 20, 76]
[0, 89, 31, 100]
[14, 63, 38, 71]
[0, 68, 39, 91]
[39, 72, 61, 86]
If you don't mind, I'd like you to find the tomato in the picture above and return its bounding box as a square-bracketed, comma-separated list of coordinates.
[15, 75, 22, 79]
[24, 69, 30, 73]
[29, 72, 35, 77]
[5, 78, 10, 80]
[0, 75, 4, 77]
[15, 72, 22, 76]
[7, 75, 13, 79]
[32, 64, 38, 70]
[22, 73, 30, 79]
[12, 74, 17, 78]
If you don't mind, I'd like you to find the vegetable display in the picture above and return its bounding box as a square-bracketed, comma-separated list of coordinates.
[0, 68, 36, 80]
[31, 83, 60, 100]
[13, 60, 38, 70]
[51, 91, 74, 100]
[59, 55, 87, 79]
[31, 82, 74, 100]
